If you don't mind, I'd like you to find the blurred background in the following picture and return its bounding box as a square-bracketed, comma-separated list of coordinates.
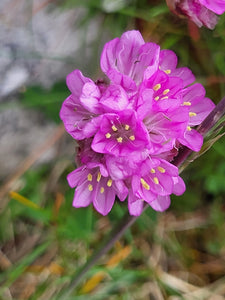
[0, 0, 225, 299]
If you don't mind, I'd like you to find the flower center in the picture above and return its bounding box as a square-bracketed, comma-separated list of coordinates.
[153, 83, 170, 101]
[105, 123, 135, 144]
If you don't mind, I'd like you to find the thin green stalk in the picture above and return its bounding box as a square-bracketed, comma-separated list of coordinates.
[56, 208, 146, 299]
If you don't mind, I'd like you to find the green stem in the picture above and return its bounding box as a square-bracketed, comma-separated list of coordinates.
[57, 208, 146, 299]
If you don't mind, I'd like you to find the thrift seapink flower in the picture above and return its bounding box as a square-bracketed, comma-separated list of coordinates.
[60, 30, 215, 216]
[166, 0, 225, 29]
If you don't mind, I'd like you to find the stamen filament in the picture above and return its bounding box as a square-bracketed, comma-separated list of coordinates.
[163, 89, 170, 95]
[153, 177, 159, 184]
[140, 178, 150, 190]
[183, 101, 191, 106]
[107, 179, 113, 187]
[87, 173, 92, 181]
[88, 184, 93, 191]
[112, 125, 118, 132]
[153, 83, 161, 91]
[97, 172, 101, 182]
[105, 133, 111, 139]
[117, 137, 123, 143]
[157, 166, 165, 173]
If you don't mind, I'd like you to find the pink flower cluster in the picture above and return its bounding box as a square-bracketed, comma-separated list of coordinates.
[166, 0, 225, 29]
[60, 30, 215, 216]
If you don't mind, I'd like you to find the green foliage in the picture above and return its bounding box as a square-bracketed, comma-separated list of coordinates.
[57, 199, 95, 241]
[21, 82, 69, 123]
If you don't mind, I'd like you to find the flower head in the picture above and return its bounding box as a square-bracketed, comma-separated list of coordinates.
[60, 30, 215, 216]
[166, 0, 225, 29]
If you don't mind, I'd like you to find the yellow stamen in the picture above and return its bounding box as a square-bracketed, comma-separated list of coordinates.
[87, 173, 92, 181]
[112, 125, 118, 132]
[97, 172, 101, 182]
[153, 177, 159, 184]
[183, 101, 191, 106]
[129, 135, 135, 141]
[163, 89, 170, 95]
[107, 179, 113, 187]
[157, 166, 165, 173]
[187, 126, 192, 131]
[105, 133, 111, 139]
[100, 187, 104, 194]
[189, 112, 197, 117]
[154, 96, 160, 101]
[153, 83, 161, 91]
[161, 96, 168, 100]
[88, 184, 93, 191]
[140, 178, 150, 190]
[117, 137, 123, 143]
[125, 124, 130, 130]
[150, 168, 156, 173]
[164, 69, 171, 74]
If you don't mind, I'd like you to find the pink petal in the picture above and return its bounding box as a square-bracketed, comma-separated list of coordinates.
[189, 97, 215, 126]
[113, 180, 129, 201]
[100, 30, 159, 89]
[199, 0, 225, 14]
[128, 192, 144, 216]
[178, 128, 203, 152]
[107, 69, 137, 91]
[159, 50, 178, 71]
[93, 181, 115, 215]
[66, 69, 92, 97]
[183, 83, 206, 105]
[150, 195, 171, 212]
[100, 84, 129, 112]
[100, 37, 120, 74]
[67, 167, 88, 188]
[171, 67, 195, 87]
[82, 115, 102, 138]
[136, 87, 154, 119]
[60, 95, 95, 140]
[80, 82, 101, 114]
[172, 176, 186, 196]
[72, 181, 93, 208]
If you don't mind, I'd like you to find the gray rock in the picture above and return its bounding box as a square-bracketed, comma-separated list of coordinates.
[0, 0, 102, 178]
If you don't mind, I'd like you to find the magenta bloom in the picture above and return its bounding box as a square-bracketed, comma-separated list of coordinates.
[60, 30, 215, 216]
[166, 0, 225, 29]
[92, 110, 150, 156]
[67, 165, 128, 216]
